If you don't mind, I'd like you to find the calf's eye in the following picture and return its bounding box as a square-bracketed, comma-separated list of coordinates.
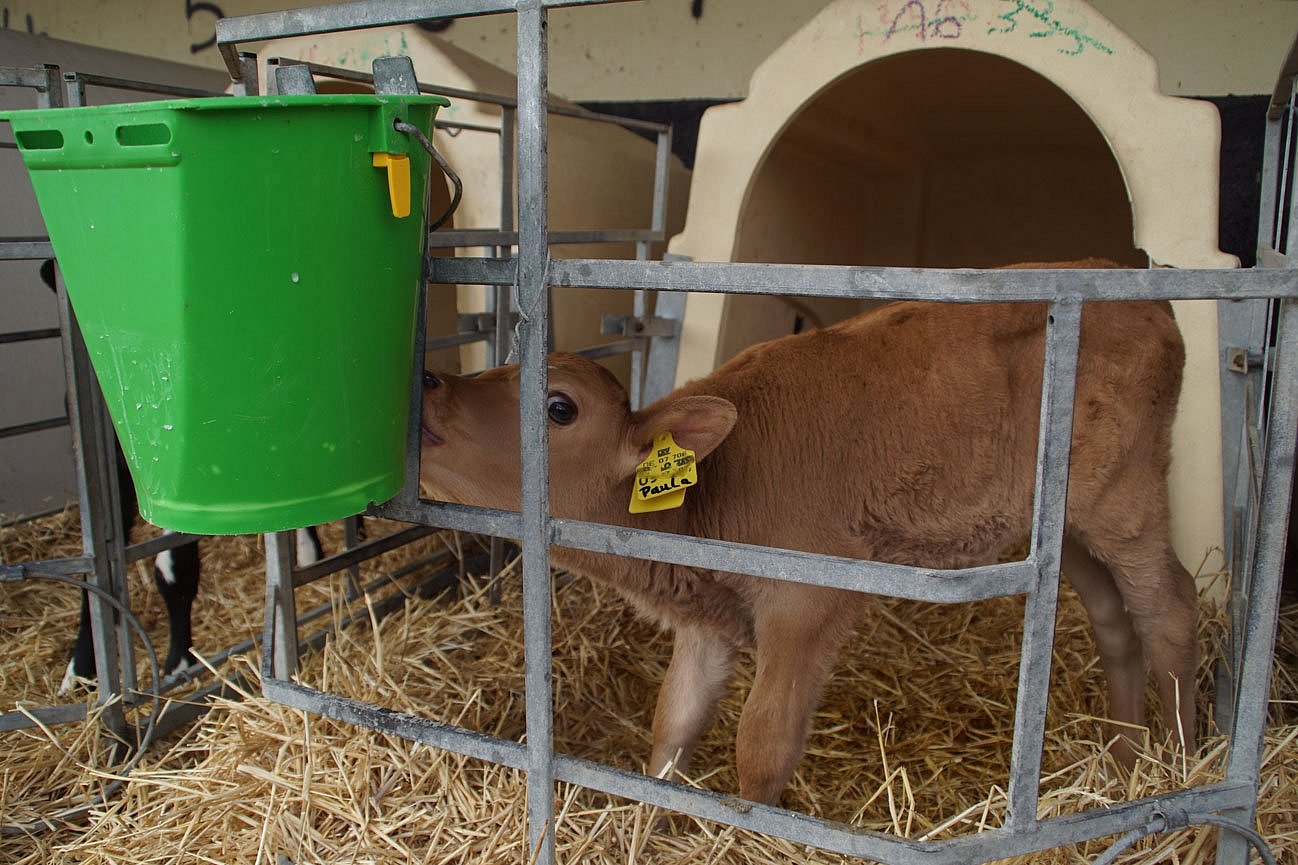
[547, 393, 578, 425]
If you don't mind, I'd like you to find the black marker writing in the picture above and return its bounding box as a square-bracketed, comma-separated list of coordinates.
[185, 0, 226, 54]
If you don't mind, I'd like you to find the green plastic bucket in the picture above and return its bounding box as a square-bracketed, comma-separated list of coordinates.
[2, 93, 449, 534]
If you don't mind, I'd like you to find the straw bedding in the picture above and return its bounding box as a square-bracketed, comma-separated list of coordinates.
[1, 509, 1295, 864]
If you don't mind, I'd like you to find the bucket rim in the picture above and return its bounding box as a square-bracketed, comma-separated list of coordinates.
[0, 92, 450, 124]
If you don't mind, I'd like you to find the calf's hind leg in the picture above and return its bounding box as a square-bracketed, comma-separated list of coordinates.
[1062, 537, 1148, 765]
[1086, 528, 1199, 754]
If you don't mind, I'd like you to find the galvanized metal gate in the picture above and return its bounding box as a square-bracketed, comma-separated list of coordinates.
[1214, 36, 1298, 865]
[214, 3, 1298, 864]
[4, 1, 1293, 861]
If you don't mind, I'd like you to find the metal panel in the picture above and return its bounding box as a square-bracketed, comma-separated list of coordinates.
[432, 255, 1298, 301]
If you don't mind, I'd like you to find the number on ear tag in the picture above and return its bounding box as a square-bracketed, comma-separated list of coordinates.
[629, 431, 697, 514]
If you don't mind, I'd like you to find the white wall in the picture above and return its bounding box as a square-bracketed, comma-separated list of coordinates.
[6, 0, 1297, 98]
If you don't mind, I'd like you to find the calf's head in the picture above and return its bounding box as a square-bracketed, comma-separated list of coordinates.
[419, 353, 736, 518]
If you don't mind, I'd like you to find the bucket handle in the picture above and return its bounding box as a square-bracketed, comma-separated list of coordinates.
[394, 119, 463, 233]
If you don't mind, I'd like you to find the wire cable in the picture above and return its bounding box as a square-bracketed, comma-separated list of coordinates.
[0, 570, 162, 836]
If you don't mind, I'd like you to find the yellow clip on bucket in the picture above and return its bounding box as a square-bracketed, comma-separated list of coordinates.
[373, 152, 412, 218]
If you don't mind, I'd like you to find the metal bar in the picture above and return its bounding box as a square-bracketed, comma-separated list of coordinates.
[516, 4, 557, 861]
[0, 703, 87, 733]
[271, 63, 317, 95]
[552, 518, 1036, 602]
[1257, 245, 1287, 269]
[0, 63, 60, 98]
[0, 327, 60, 345]
[60, 71, 222, 100]
[61, 71, 86, 108]
[382, 498, 1035, 603]
[432, 257, 1298, 301]
[493, 104, 517, 368]
[1217, 299, 1298, 865]
[55, 280, 126, 736]
[1281, 77, 1298, 262]
[427, 228, 665, 248]
[424, 330, 491, 351]
[1257, 116, 1283, 251]
[1268, 31, 1298, 120]
[342, 516, 365, 600]
[549, 259, 1298, 301]
[431, 255, 516, 285]
[125, 532, 203, 564]
[264, 532, 299, 679]
[640, 282, 687, 404]
[292, 525, 439, 587]
[0, 556, 94, 577]
[393, 251, 429, 512]
[100, 403, 138, 696]
[1277, 80, 1298, 252]
[0, 64, 63, 107]
[627, 125, 674, 408]
[232, 53, 260, 97]
[372, 498, 523, 537]
[0, 416, 69, 439]
[433, 119, 503, 135]
[649, 127, 672, 237]
[262, 56, 665, 131]
[216, 0, 634, 79]
[0, 240, 54, 260]
[264, 677, 529, 768]
[553, 754, 1254, 865]
[37, 64, 62, 108]
[572, 338, 643, 361]
[1006, 300, 1083, 829]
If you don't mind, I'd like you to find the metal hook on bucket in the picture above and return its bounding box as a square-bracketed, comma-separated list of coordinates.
[394, 119, 463, 233]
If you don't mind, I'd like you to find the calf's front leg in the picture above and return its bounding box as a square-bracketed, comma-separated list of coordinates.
[649, 624, 736, 782]
[736, 590, 857, 805]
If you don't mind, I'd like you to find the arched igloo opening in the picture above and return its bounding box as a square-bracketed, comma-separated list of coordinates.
[718, 47, 1143, 360]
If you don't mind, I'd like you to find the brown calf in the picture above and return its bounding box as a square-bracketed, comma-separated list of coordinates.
[418, 268, 1196, 805]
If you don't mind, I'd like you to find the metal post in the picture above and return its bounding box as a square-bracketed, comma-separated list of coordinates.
[394, 257, 430, 511]
[34, 64, 62, 108]
[232, 52, 260, 96]
[342, 517, 364, 600]
[630, 125, 673, 409]
[1006, 299, 1083, 829]
[61, 71, 86, 108]
[490, 106, 518, 367]
[1216, 298, 1298, 865]
[264, 531, 299, 679]
[488, 104, 518, 603]
[516, 2, 556, 861]
[55, 282, 127, 737]
[97, 396, 138, 696]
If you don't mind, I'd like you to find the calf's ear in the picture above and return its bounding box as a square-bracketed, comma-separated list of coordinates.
[626, 396, 737, 472]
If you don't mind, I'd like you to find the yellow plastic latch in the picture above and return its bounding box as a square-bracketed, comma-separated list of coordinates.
[372, 152, 411, 218]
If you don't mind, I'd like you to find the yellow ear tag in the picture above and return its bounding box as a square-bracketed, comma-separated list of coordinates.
[372, 152, 411, 218]
[629, 431, 697, 514]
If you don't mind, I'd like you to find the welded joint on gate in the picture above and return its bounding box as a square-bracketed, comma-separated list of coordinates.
[600, 313, 679, 338]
